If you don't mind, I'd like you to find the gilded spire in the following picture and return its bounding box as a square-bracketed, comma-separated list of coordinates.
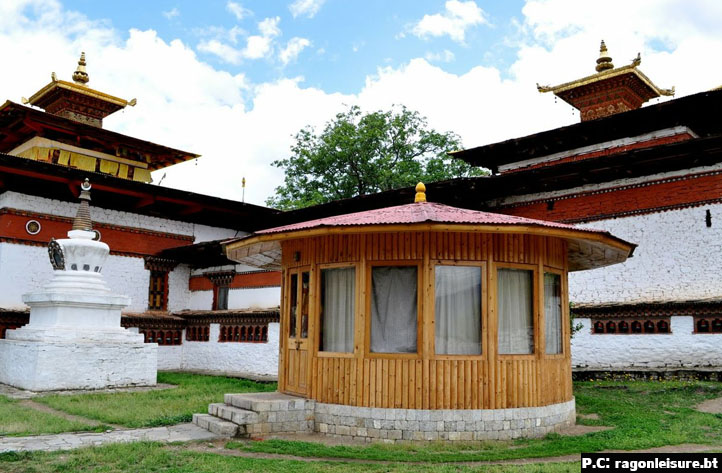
[72, 179, 93, 232]
[595, 40, 614, 72]
[72, 52, 89, 85]
[414, 182, 427, 203]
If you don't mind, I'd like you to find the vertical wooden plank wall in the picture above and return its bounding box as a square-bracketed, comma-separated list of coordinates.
[281, 231, 572, 409]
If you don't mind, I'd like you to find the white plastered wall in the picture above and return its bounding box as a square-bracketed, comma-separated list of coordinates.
[136, 323, 279, 377]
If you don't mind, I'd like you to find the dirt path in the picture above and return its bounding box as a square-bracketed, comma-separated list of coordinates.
[696, 396, 722, 414]
[18, 400, 124, 430]
[183, 440, 722, 467]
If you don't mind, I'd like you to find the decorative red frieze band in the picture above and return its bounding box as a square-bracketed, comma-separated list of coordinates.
[497, 170, 722, 223]
[0, 208, 194, 256]
[189, 270, 282, 291]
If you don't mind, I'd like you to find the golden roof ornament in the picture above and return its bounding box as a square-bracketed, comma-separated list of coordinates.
[595, 40, 614, 72]
[72, 179, 93, 232]
[72, 52, 89, 85]
[414, 182, 427, 203]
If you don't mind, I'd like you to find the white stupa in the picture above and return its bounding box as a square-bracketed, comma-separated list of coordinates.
[0, 179, 156, 391]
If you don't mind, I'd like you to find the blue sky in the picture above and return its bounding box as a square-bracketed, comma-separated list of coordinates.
[2, 1, 721, 204]
[62, 0, 524, 94]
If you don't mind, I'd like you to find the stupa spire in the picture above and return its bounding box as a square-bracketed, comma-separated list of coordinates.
[595, 40, 614, 72]
[72, 52, 89, 85]
[72, 179, 93, 232]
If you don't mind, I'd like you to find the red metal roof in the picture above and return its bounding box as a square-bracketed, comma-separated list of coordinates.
[257, 201, 606, 236]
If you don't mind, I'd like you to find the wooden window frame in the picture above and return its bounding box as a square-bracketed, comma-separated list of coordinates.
[316, 262, 358, 359]
[213, 284, 230, 310]
[591, 317, 672, 335]
[542, 267, 566, 359]
[430, 260, 488, 361]
[365, 260, 423, 360]
[493, 262, 538, 360]
[148, 270, 169, 311]
[693, 316, 722, 334]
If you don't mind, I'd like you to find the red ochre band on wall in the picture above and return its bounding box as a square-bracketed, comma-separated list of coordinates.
[499, 170, 722, 223]
[189, 271, 282, 291]
[0, 208, 194, 256]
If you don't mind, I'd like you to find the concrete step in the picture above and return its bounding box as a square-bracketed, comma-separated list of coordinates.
[192, 413, 239, 437]
[224, 392, 310, 412]
[208, 403, 259, 425]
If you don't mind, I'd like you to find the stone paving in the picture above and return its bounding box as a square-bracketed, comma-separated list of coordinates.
[0, 382, 176, 400]
[0, 423, 220, 453]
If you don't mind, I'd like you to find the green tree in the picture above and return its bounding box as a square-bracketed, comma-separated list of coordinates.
[266, 105, 486, 210]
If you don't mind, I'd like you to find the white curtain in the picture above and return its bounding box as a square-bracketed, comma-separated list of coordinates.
[544, 273, 562, 354]
[497, 269, 534, 354]
[435, 266, 482, 355]
[320, 267, 355, 352]
[370, 266, 417, 353]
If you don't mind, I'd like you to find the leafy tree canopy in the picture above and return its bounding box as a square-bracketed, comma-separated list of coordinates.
[266, 105, 486, 210]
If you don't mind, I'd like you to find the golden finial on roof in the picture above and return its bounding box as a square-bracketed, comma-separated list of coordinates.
[595, 40, 614, 72]
[414, 182, 427, 203]
[72, 52, 89, 85]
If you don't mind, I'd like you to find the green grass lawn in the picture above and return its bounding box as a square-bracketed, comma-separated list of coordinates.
[0, 442, 578, 473]
[35, 372, 276, 429]
[227, 379, 722, 462]
[0, 396, 105, 437]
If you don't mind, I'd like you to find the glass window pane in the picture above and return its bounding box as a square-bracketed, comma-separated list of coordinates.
[435, 265, 482, 355]
[301, 272, 310, 338]
[289, 273, 297, 338]
[370, 266, 417, 353]
[216, 286, 229, 310]
[497, 268, 534, 355]
[544, 273, 562, 354]
[320, 267, 356, 352]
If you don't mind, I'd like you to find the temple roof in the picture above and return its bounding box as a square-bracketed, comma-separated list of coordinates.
[452, 88, 722, 172]
[223, 198, 636, 272]
[0, 152, 278, 232]
[257, 201, 606, 235]
[0, 101, 198, 171]
[24, 53, 136, 128]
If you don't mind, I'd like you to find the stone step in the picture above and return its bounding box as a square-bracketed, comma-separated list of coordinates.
[225, 392, 311, 412]
[208, 403, 259, 425]
[192, 413, 238, 437]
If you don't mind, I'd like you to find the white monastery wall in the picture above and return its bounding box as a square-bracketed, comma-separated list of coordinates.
[168, 265, 191, 313]
[0, 243, 53, 308]
[135, 324, 279, 377]
[0, 191, 246, 242]
[0, 192, 253, 312]
[571, 317, 722, 370]
[188, 289, 213, 310]
[570, 203, 722, 304]
[228, 287, 280, 310]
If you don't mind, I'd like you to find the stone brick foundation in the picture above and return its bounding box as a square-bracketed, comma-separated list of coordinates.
[193, 392, 575, 442]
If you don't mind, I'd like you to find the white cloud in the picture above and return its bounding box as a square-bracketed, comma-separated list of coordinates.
[280, 37, 311, 65]
[198, 16, 281, 64]
[2, 0, 721, 208]
[162, 7, 179, 20]
[411, 0, 488, 43]
[289, 0, 325, 19]
[425, 49, 455, 63]
[226, 1, 251, 21]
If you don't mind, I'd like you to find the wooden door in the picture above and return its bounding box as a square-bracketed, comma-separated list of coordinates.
[284, 268, 310, 395]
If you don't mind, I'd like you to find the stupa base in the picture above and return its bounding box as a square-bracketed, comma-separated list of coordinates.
[0, 338, 157, 391]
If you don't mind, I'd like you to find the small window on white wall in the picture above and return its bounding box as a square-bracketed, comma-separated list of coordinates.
[497, 268, 534, 355]
[544, 273, 562, 354]
[435, 265, 482, 355]
[320, 267, 355, 353]
[370, 266, 417, 353]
